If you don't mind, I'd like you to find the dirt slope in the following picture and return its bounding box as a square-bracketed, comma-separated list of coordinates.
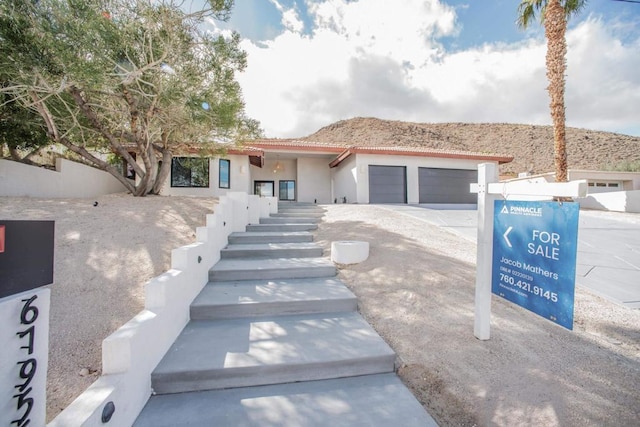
[302, 117, 640, 176]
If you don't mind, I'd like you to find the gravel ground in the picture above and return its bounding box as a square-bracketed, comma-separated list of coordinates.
[314, 204, 640, 426]
[0, 194, 216, 422]
[1, 196, 638, 425]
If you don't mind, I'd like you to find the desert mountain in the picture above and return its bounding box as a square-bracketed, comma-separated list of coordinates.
[301, 117, 640, 176]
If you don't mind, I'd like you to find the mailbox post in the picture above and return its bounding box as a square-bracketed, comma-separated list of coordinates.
[1, 220, 54, 427]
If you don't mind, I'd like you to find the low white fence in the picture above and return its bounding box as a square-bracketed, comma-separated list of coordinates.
[577, 190, 640, 213]
[0, 158, 126, 198]
[48, 192, 278, 427]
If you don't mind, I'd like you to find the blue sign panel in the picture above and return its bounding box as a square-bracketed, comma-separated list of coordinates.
[492, 201, 579, 329]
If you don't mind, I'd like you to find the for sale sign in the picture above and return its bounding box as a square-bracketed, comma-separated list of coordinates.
[492, 201, 579, 329]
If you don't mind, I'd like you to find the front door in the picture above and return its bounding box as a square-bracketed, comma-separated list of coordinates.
[279, 180, 296, 201]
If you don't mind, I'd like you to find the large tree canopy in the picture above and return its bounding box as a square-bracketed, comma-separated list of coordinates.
[0, 0, 261, 195]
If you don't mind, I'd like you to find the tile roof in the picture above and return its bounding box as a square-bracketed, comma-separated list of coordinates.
[227, 146, 263, 156]
[243, 139, 513, 166]
[244, 139, 347, 153]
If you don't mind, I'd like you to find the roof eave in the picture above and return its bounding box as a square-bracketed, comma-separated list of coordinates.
[329, 146, 513, 168]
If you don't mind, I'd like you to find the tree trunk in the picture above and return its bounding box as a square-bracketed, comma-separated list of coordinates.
[152, 146, 172, 195]
[133, 154, 151, 196]
[58, 137, 137, 193]
[545, 0, 568, 183]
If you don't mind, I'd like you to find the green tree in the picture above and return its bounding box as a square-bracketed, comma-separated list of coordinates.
[0, 92, 51, 164]
[0, 0, 261, 196]
[517, 0, 587, 183]
[0, 1, 52, 164]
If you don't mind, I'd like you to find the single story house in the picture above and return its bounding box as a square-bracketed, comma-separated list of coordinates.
[160, 139, 514, 205]
[514, 170, 640, 194]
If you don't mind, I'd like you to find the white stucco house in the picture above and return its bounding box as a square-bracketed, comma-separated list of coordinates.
[515, 170, 640, 194]
[160, 139, 514, 205]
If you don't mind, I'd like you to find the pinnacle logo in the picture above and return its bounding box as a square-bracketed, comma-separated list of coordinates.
[500, 204, 543, 217]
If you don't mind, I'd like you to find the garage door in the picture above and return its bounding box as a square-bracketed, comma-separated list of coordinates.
[419, 168, 477, 204]
[369, 165, 407, 204]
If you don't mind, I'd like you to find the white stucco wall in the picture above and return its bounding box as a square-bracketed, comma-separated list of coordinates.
[331, 155, 357, 204]
[568, 170, 640, 192]
[353, 154, 484, 204]
[48, 194, 277, 427]
[160, 155, 250, 197]
[577, 190, 640, 213]
[0, 158, 126, 198]
[297, 157, 332, 203]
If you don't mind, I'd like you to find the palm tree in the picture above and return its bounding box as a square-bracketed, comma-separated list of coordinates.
[517, 0, 587, 183]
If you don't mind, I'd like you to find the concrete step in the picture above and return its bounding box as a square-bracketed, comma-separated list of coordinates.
[228, 231, 314, 244]
[260, 216, 321, 224]
[221, 242, 323, 259]
[272, 212, 324, 218]
[134, 373, 437, 427]
[190, 278, 357, 320]
[278, 208, 325, 215]
[209, 257, 336, 281]
[278, 203, 325, 210]
[150, 312, 397, 395]
[246, 223, 318, 232]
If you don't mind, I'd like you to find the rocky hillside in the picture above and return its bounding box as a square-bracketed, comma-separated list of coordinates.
[302, 117, 640, 176]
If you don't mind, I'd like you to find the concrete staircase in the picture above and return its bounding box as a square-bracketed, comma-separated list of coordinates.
[134, 203, 435, 426]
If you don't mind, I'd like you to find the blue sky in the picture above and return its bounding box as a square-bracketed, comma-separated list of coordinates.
[205, 0, 640, 138]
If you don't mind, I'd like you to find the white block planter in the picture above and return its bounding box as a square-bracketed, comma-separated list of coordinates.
[331, 241, 369, 264]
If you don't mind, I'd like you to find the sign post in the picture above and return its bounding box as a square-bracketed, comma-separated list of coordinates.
[473, 163, 498, 340]
[471, 164, 587, 340]
[1, 221, 54, 427]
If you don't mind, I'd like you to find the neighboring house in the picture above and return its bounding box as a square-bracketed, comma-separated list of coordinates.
[160, 139, 513, 205]
[566, 170, 640, 194]
[515, 170, 640, 194]
[508, 170, 640, 213]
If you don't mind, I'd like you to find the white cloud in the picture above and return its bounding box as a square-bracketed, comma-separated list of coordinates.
[565, 17, 640, 133]
[269, 0, 304, 33]
[307, 0, 457, 65]
[234, 1, 640, 137]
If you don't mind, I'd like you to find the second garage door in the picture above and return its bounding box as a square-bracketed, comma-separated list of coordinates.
[419, 167, 477, 204]
[369, 165, 407, 204]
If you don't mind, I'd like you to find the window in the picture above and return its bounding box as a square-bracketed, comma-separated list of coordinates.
[590, 181, 620, 188]
[279, 180, 296, 201]
[219, 159, 230, 189]
[171, 157, 209, 187]
[254, 181, 274, 197]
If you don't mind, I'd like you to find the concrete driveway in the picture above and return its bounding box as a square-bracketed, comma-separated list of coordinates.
[381, 204, 640, 309]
